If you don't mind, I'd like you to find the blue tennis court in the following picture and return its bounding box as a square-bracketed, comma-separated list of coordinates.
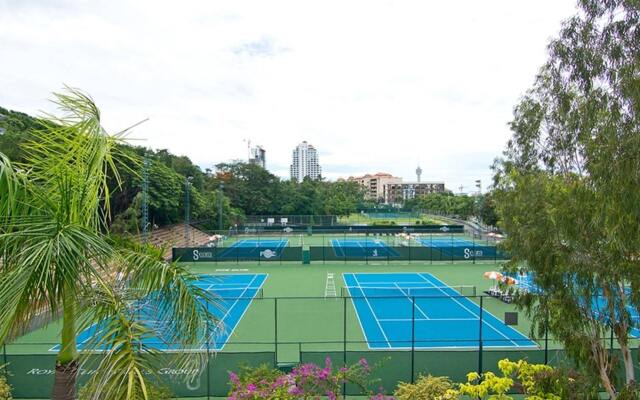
[331, 238, 399, 258]
[217, 239, 288, 259]
[51, 274, 267, 352]
[415, 236, 476, 247]
[513, 272, 640, 337]
[343, 272, 536, 349]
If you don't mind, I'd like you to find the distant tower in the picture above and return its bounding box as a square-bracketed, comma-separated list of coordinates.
[416, 165, 422, 183]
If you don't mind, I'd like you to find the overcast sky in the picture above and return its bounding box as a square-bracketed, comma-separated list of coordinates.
[0, 0, 577, 193]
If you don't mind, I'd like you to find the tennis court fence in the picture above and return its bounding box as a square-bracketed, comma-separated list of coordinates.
[3, 295, 630, 398]
[172, 228, 508, 263]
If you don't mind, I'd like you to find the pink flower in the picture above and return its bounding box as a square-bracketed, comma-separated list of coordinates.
[359, 358, 370, 371]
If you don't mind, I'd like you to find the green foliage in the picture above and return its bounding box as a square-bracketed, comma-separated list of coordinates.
[0, 372, 12, 400]
[78, 382, 172, 400]
[0, 88, 217, 399]
[394, 374, 456, 400]
[1, 105, 365, 233]
[405, 192, 477, 219]
[450, 359, 597, 400]
[493, 1, 640, 396]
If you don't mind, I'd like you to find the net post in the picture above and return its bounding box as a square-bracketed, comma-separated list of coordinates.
[411, 296, 416, 384]
[478, 295, 484, 378]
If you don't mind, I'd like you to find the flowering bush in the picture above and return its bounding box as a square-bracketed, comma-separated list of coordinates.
[228, 357, 394, 400]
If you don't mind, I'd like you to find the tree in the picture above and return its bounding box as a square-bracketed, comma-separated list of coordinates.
[493, 1, 640, 397]
[0, 88, 217, 399]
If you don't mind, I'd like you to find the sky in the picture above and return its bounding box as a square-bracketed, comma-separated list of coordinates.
[0, 0, 578, 193]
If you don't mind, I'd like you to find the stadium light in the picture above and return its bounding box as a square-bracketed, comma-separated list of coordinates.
[184, 176, 193, 244]
[218, 182, 224, 231]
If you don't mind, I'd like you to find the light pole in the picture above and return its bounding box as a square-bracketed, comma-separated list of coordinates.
[218, 182, 224, 231]
[184, 176, 193, 244]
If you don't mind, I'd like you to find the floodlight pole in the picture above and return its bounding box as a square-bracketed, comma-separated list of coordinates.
[218, 182, 224, 231]
[184, 176, 193, 244]
[141, 154, 150, 244]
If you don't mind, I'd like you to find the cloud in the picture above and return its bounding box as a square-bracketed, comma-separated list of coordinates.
[0, 0, 578, 193]
[232, 36, 289, 58]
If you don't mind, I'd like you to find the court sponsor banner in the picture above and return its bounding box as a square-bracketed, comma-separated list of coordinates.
[172, 247, 303, 262]
[173, 247, 217, 262]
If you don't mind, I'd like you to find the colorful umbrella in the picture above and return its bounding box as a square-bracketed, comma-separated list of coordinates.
[483, 271, 503, 280]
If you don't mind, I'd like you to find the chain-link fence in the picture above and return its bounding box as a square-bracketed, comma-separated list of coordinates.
[4, 294, 628, 398]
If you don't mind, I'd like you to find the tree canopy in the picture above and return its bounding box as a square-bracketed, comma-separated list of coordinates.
[493, 1, 640, 397]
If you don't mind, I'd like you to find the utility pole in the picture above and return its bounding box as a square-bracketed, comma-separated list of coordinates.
[218, 182, 224, 231]
[458, 185, 464, 195]
[184, 176, 193, 244]
[141, 154, 150, 243]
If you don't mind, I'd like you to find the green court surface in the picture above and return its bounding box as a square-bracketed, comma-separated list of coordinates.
[8, 262, 556, 357]
[8, 262, 555, 362]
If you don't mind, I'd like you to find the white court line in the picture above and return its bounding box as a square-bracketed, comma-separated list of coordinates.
[393, 283, 430, 320]
[206, 273, 269, 351]
[205, 274, 259, 349]
[418, 273, 523, 347]
[351, 274, 391, 348]
[378, 317, 478, 322]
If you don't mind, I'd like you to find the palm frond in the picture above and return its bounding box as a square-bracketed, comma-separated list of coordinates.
[117, 248, 221, 346]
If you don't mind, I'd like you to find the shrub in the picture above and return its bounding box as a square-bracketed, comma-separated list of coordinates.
[394, 374, 456, 400]
[228, 358, 390, 400]
[78, 382, 172, 400]
[451, 359, 599, 400]
[0, 373, 12, 400]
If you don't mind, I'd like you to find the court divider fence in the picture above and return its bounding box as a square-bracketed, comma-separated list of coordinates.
[173, 226, 509, 264]
[3, 295, 628, 398]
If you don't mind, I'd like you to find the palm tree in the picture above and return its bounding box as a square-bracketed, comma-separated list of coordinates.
[0, 88, 218, 399]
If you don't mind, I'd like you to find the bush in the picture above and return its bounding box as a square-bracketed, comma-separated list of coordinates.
[228, 358, 390, 400]
[452, 359, 599, 400]
[0, 373, 12, 400]
[394, 374, 456, 400]
[78, 383, 172, 400]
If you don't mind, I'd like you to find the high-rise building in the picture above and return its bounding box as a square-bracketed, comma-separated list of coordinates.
[249, 145, 266, 168]
[290, 141, 322, 181]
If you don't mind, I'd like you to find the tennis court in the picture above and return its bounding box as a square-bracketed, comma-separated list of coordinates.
[343, 272, 536, 349]
[218, 239, 288, 259]
[514, 272, 640, 337]
[331, 238, 399, 258]
[51, 273, 267, 352]
[415, 236, 476, 247]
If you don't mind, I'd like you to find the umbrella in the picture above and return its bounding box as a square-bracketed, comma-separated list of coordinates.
[483, 271, 503, 280]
